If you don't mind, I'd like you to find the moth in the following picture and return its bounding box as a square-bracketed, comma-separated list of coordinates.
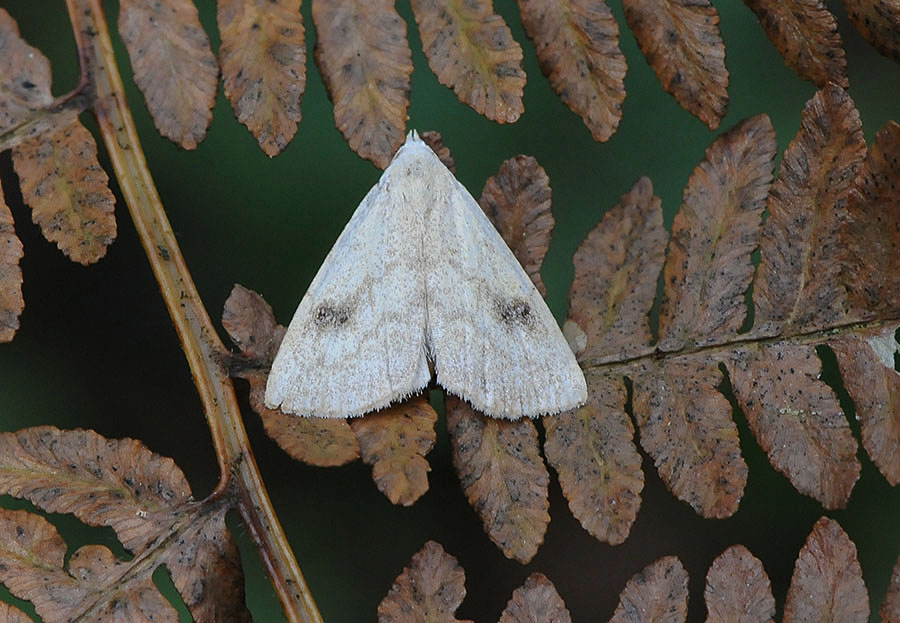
[265, 131, 587, 419]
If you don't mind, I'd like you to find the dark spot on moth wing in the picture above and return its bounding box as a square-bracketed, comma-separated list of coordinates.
[313, 303, 352, 329]
[496, 298, 535, 328]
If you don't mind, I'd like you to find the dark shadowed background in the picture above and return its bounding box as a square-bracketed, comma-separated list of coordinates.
[1, 0, 900, 621]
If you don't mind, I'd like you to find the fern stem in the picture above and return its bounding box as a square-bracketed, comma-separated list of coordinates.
[63, 1, 323, 621]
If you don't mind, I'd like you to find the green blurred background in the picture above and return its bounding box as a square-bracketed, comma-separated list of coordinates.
[1, 0, 899, 621]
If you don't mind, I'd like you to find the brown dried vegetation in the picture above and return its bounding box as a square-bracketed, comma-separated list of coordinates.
[350, 393, 438, 506]
[623, 0, 728, 129]
[118, 0, 218, 149]
[743, 0, 848, 88]
[517, 0, 627, 141]
[312, 0, 413, 168]
[382, 516, 881, 623]
[844, 0, 900, 62]
[0, 427, 250, 623]
[411, 0, 526, 124]
[218, 0, 306, 157]
[0, 185, 23, 343]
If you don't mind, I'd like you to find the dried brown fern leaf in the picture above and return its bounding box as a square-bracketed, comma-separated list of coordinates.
[411, 0, 526, 123]
[118, 0, 218, 149]
[218, 0, 306, 157]
[658, 114, 777, 352]
[564, 176, 666, 365]
[623, 0, 728, 129]
[0, 603, 30, 623]
[632, 356, 746, 518]
[498, 573, 571, 623]
[610, 556, 689, 623]
[842, 121, 900, 319]
[420, 130, 456, 172]
[844, 0, 900, 63]
[562, 87, 892, 522]
[543, 370, 643, 545]
[12, 119, 117, 265]
[744, 0, 848, 88]
[753, 84, 866, 337]
[827, 121, 900, 486]
[727, 342, 860, 509]
[883, 553, 900, 623]
[0, 185, 23, 343]
[830, 327, 900, 485]
[349, 393, 438, 506]
[479, 155, 554, 296]
[378, 541, 472, 623]
[445, 397, 550, 563]
[784, 517, 869, 623]
[0, 8, 53, 132]
[312, 0, 413, 168]
[618, 116, 775, 518]
[1, 10, 116, 266]
[0, 428, 250, 623]
[379, 542, 572, 623]
[222, 284, 360, 466]
[705, 546, 775, 623]
[517, 0, 627, 141]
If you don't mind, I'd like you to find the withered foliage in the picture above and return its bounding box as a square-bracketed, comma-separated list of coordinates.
[100, 0, 891, 163]
[658, 114, 776, 351]
[0, 427, 250, 623]
[783, 517, 869, 623]
[751, 86, 864, 336]
[571, 87, 900, 536]
[1, 9, 116, 266]
[0, 185, 23, 343]
[478, 155, 554, 297]
[517, 0, 627, 141]
[312, 0, 413, 169]
[12, 119, 117, 265]
[0, 9, 116, 341]
[728, 342, 860, 508]
[382, 517, 878, 622]
[623, 0, 728, 129]
[564, 176, 666, 363]
[378, 540, 472, 623]
[421, 130, 456, 172]
[0, 9, 53, 130]
[610, 556, 689, 623]
[883, 555, 900, 623]
[445, 397, 550, 564]
[632, 355, 746, 518]
[498, 573, 571, 623]
[844, 0, 900, 62]
[743, 0, 848, 88]
[118, 0, 218, 149]
[218, 0, 306, 157]
[543, 370, 643, 545]
[0, 603, 30, 623]
[411, 0, 526, 124]
[350, 394, 438, 506]
[704, 546, 775, 623]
